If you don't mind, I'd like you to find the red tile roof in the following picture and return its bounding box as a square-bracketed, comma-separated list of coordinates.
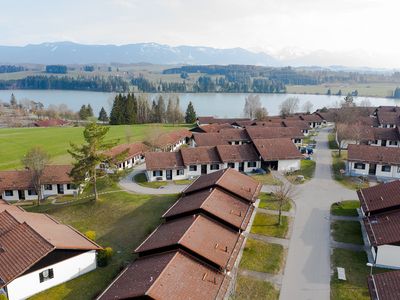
[104, 142, 148, 162]
[183, 168, 261, 203]
[282, 120, 310, 130]
[368, 270, 400, 300]
[194, 123, 233, 133]
[152, 129, 192, 149]
[0, 165, 73, 193]
[163, 187, 254, 230]
[136, 214, 243, 270]
[145, 152, 185, 170]
[193, 133, 229, 146]
[245, 127, 304, 140]
[98, 250, 229, 300]
[253, 138, 303, 161]
[181, 147, 221, 165]
[357, 180, 400, 215]
[363, 210, 400, 246]
[348, 144, 400, 165]
[216, 144, 259, 163]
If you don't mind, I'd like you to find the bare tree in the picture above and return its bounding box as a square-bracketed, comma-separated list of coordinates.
[279, 97, 299, 117]
[243, 95, 262, 119]
[302, 101, 314, 114]
[272, 183, 297, 225]
[143, 125, 164, 151]
[359, 98, 371, 107]
[336, 123, 352, 156]
[254, 107, 268, 121]
[21, 147, 50, 205]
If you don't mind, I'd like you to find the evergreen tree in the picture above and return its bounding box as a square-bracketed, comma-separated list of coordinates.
[109, 94, 123, 125]
[79, 105, 88, 120]
[166, 97, 174, 123]
[185, 101, 197, 124]
[10, 93, 17, 107]
[124, 93, 136, 124]
[394, 87, 400, 98]
[87, 104, 94, 117]
[98, 107, 109, 122]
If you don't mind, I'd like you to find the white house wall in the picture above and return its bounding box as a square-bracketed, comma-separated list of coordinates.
[6, 250, 97, 300]
[278, 159, 301, 172]
[347, 161, 400, 179]
[1, 184, 78, 202]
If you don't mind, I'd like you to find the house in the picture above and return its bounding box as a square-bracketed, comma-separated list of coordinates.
[245, 127, 304, 147]
[0, 165, 79, 201]
[151, 129, 192, 152]
[368, 270, 400, 300]
[162, 187, 255, 231]
[363, 209, 400, 269]
[299, 113, 324, 128]
[0, 202, 101, 300]
[102, 142, 148, 171]
[97, 250, 230, 300]
[282, 120, 310, 135]
[367, 127, 400, 147]
[375, 107, 400, 128]
[98, 169, 260, 300]
[196, 116, 250, 126]
[191, 129, 251, 147]
[145, 152, 185, 181]
[190, 123, 233, 133]
[252, 138, 303, 171]
[357, 180, 400, 216]
[145, 145, 261, 182]
[347, 144, 400, 180]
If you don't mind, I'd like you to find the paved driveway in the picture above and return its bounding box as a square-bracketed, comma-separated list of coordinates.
[279, 127, 357, 300]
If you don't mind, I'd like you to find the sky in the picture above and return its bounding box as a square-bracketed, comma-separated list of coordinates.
[1, 0, 400, 68]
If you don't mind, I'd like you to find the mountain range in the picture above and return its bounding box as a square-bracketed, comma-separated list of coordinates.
[0, 42, 394, 72]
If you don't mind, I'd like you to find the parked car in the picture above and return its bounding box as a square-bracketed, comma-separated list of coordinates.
[252, 168, 267, 175]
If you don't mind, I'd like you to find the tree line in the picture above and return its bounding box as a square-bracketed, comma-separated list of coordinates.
[0, 65, 25, 73]
[0, 75, 129, 92]
[109, 93, 197, 125]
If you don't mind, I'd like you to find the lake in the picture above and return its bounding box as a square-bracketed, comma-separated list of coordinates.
[0, 90, 399, 117]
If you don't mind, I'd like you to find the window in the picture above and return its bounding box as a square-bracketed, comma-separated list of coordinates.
[44, 184, 53, 190]
[66, 184, 76, 190]
[382, 165, 391, 172]
[235, 141, 240, 145]
[247, 161, 257, 168]
[389, 141, 398, 146]
[28, 189, 37, 196]
[372, 140, 378, 145]
[354, 163, 365, 170]
[5, 190, 13, 196]
[210, 164, 220, 170]
[153, 170, 163, 177]
[177, 169, 184, 176]
[398, 166, 400, 173]
[227, 162, 235, 168]
[39, 268, 54, 283]
[294, 139, 301, 143]
[189, 165, 197, 171]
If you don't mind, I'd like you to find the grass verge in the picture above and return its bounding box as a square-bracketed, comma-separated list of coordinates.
[331, 249, 388, 300]
[234, 275, 279, 300]
[173, 179, 193, 185]
[331, 221, 363, 245]
[328, 133, 339, 149]
[286, 159, 316, 184]
[250, 212, 289, 238]
[134, 173, 168, 189]
[332, 151, 369, 190]
[251, 173, 282, 186]
[258, 193, 291, 212]
[331, 200, 360, 217]
[239, 238, 284, 274]
[27, 179, 177, 300]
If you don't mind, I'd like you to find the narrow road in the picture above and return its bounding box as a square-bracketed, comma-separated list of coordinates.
[279, 127, 357, 300]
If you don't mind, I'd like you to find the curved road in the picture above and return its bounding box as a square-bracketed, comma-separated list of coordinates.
[279, 127, 356, 300]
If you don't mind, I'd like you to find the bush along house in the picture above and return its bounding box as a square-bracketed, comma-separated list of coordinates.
[0, 201, 101, 300]
[0, 165, 79, 202]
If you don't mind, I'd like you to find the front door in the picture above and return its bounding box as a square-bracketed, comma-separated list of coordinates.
[369, 164, 377, 175]
[57, 184, 64, 194]
[239, 162, 245, 172]
[201, 165, 207, 174]
[381, 140, 387, 146]
[18, 190, 25, 200]
[166, 170, 172, 180]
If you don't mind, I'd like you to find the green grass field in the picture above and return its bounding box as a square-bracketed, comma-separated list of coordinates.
[234, 275, 279, 300]
[133, 173, 168, 188]
[0, 124, 188, 170]
[331, 221, 363, 245]
[258, 193, 291, 212]
[26, 179, 177, 300]
[331, 200, 360, 217]
[286, 159, 316, 184]
[250, 212, 289, 238]
[287, 83, 398, 98]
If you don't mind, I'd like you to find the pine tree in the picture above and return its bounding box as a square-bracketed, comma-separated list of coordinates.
[157, 95, 166, 123]
[98, 107, 109, 122]
[87, 104, 94, 117]
[10, 93, 17, 107]
[185, 101, 197, 124]
[110, 94, 123, 125]
[124, 93, 136, 124]
[166, 97, 174, 123]
[79, 105, 88, 120]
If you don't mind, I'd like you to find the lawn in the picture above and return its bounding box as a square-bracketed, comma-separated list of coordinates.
[331, 200, 360, 217]
[27, 179, 177, 300]
[173, 179, 193, 185]
[258, 193, 291, 212]
[286, 159, 316, 184]
[331, 249, 388, 300]
[331, 221, 363, 245]
[328, 133, 339, 149]
[239, 238, 284, 274]
[133, 172, 168, 189]
[233, 275, 279, 300]
[250, 212, 289, 238]
[250, 173, 282, 186]
[332, 151, 369, 190]
[0, 123, 188, 171]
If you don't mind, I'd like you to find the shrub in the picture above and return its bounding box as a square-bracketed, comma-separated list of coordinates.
[0, 294, 8, 300]
[97, 247, 113, 267]
[85, 230, 96, 241]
